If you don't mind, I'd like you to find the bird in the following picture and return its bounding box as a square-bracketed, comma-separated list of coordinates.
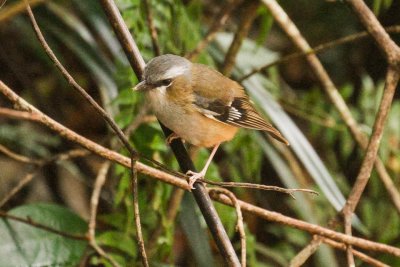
[134, 54, 289, 189]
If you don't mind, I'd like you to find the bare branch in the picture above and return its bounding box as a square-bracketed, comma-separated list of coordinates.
[0, 144, 43, 165]
[222, 0, 259, 76]
[209, 188, 246, 267]
[87, 161, 120, 267]
[212, 193, 400, 256]
[0, 0, 45, 23]
[201, 179, 318, 199]
[321, 238, 390, 267]
[186, 0, 243, 60]
[346, 0, 400, 63]
[289, 237, 322, 267]
[239, 25, 400, 81]
[0, 171, 37, 208]
[341, 65, 399, 233]
[143, 0, 161, 56]
[0, 149, 89, 208]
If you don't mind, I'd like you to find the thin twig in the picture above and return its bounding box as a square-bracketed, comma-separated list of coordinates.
[23, 2, 148, 265]
[345, 215, 355, 267]
[0, 171, 37, 208]
[321, 238, 390, 267]
[0, 144, 43, 165]
[87, 161, 120, 267]
[0, 0, 7, 10]
[0, 0, 44, 23]
[346, 0, 400, 63]
[209, 188, 246, 267]
[143, 0, 161, 56]
[289, 236, 322, 267]
[239, 25, 400, 81]
[222, 0, 259, 76]
[292, 232, 390, 267]
[0, 210, 88, 240]
[0, 149, 89, 208]
[201, 179, 318, 199]
[341, 66, 399, 256]
[212, 193, 400, 256]
[186, 0, 243, 60]
[280, 101, 344, 130]
[123, 105, 152, 137]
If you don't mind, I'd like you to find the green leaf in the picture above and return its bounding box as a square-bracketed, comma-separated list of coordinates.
[97, 231, 137, 257]
[0, 203, 87, 267]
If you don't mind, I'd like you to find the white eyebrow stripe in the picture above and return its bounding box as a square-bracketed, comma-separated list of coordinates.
[164, 65, 188, 78]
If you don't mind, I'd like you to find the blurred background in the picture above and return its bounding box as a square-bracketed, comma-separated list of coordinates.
[0, 0, 399, 266]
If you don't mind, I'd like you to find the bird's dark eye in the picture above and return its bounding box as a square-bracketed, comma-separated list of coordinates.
[160, 79, 172, 86]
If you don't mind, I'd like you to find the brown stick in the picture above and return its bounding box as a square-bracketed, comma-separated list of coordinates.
[239, 25, 400, 81]
[186, 0, 243, 60]
[0, 149, 89, 208]
[212, 193, 400, 256]
[209, 188, 246, 267]
[143, 0, 161, 56]
[346, 0, 400, 63]
[222, 0, 260, 76]
[0, 144, 43, 165]
[87, 162, 120, 267]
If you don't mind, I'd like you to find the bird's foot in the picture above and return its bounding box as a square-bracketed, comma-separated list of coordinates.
[166, 133, 181, 144]
[186, 170, 206, 190]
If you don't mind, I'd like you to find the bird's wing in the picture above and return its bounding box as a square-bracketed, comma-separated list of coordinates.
[193, 94, 289, 145]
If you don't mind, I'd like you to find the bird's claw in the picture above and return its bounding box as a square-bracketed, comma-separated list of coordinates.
[186, 170, 205, 190]
[166, 133, 180, 144]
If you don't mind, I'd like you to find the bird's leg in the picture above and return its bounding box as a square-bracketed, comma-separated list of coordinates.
[186, 143, 220, 189]
[166, 132, 180, 144]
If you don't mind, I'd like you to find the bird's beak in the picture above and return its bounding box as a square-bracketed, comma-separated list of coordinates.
[133, 81, 152, 92]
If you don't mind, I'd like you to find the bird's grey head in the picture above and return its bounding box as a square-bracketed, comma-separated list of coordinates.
[144, 54, 191, 86]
